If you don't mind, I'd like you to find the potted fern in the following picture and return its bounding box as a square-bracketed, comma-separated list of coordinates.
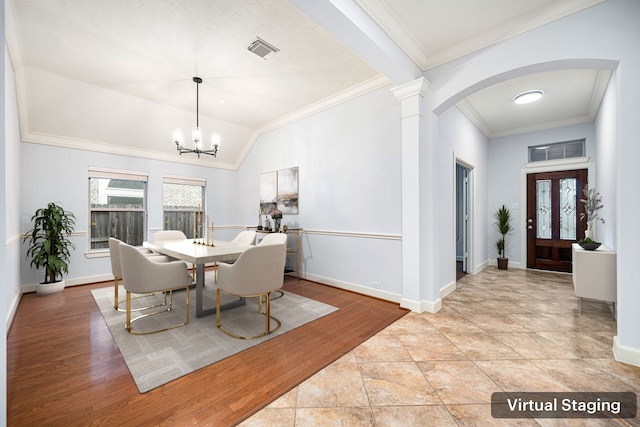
[23, 202, 76, 295]
[494, 204, 513, 270]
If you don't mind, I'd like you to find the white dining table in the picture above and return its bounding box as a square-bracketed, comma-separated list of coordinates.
[144, 239, 253, 317]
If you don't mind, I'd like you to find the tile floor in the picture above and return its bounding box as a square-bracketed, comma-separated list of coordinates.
[240, 267, 640, 426]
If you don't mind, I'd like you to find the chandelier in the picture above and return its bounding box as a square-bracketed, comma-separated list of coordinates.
[173, 77, 220, 158]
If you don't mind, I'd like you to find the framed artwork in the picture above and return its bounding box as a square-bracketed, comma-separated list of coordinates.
[259, 171, 277, 214]
[277, 167, 299, 214]
[260, 166, 299, 215]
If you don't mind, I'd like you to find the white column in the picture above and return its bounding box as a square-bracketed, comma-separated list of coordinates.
[392, 77, 436, 312]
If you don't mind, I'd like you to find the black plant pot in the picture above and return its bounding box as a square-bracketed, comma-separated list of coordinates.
[497, 257, 509, 270]
[579, 241, 601, 251]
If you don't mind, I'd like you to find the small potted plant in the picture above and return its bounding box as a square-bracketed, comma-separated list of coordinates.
[494, 204, 513, 270]
[23, 202, 76, 295]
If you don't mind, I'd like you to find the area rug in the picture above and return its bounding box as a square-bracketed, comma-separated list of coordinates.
[91, 272, 338, 393]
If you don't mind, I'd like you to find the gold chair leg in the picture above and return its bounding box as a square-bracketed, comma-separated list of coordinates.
[217, 290, 281, 340]
[125, 288, 190, 335]
[125, 291, 132, 331]
[114, 277, 120, 310]
[265, 294, 271, 335]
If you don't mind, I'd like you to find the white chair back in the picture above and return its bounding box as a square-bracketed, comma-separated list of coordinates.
[217, 243, 286, 296]
[231, 230, 256, 245]
[259, 233, 287, 246]
[108, 237, 123, 279]
[154, 230, 188, 243]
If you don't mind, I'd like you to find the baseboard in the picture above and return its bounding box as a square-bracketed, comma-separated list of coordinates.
[440, 280, 456, 298]
[21, 273, 114, 294]
[303, 272, 402, 304]
[6, 292, 22, 337]
[613, 336, 640, 368]
[475, 260, 489, 274]
[400, 297, 442, 313]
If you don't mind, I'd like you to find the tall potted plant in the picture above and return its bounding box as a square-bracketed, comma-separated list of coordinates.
[494, 204, 513, 270]
[24, 202, 77, 295]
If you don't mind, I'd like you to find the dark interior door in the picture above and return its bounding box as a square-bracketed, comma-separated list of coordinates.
[526, 169, 587, 272]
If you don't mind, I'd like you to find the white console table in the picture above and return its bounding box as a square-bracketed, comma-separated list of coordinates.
[572, 243, 616, 318]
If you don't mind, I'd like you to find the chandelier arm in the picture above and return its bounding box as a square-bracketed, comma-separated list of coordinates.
[174, 76, 218, 158]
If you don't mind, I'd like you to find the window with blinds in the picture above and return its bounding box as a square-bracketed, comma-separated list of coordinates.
[529, 139, 585, 163]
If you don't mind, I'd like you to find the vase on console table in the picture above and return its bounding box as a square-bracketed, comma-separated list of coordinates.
[274, 219, 281, 233]
[584, 221, 594, 240]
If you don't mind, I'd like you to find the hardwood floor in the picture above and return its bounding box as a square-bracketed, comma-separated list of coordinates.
[7, 276, 408, 426]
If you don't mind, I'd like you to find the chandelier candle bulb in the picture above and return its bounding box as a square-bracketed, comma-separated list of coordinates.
[173, 129, 184, 148]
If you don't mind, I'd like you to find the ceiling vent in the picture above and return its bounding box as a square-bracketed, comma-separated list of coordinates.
[247, 37, 280, 60]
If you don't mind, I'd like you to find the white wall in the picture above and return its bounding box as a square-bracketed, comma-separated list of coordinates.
[1, 24, 8, 424]
[424, 0, 640, 363]
[16, 84, 405, 301]
[236, 86, 404, 298]
[4, 36, 22, 421]
[436, 106, 489, 286]
[19, 141, 240, 288]
[594, 72, 617, 248]
[487, 122, 596, 267]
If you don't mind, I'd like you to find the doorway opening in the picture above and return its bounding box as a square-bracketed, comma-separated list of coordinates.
[456, 161, 473, 280]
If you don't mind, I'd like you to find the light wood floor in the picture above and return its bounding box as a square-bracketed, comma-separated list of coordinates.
[7, 276, 408, 426]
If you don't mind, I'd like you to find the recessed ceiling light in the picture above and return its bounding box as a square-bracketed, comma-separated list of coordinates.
[514, 90, 544, 104]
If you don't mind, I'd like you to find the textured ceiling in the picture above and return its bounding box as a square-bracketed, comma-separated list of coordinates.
[7, 0, 609, 167]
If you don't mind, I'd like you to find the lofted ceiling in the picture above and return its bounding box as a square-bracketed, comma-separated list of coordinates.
[7, 0, 608, 167]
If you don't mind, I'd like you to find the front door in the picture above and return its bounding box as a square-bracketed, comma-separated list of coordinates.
[526, 169, 587, 272]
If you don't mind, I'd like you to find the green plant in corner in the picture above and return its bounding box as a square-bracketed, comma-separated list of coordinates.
[24, 202, 76, 285]
[494, 204, 513, 263]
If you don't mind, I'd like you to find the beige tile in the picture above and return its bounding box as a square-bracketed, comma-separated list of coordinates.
[507, 313, 574, 332]
[246, 267, 625, 425]
[398, 333, 467, 361]
[446, 403, 540, 426]
[464, 312, 530, 333]
[536, 331, 614, 358]
[535, 419, 623, 426]
[238, 408, 296, 427]
[479, 299, 532, 314]
[372, 405, 457, 427]
[424, 313, 486, 334]
[266, 387, 297, 408]
[444, 332, 523, 360]
[445, 300, 498, 316]
[532, 358, 639, 392]
[418, 360, 501, 404]
[475, 360, 572, 392]
[379, 312, 439, 335]
[491, 332, 579, 359]
[296, 362, 369, 408]
[294, 407, 374, 426]
[359, 361, 440, 406]
[353, 334, 413, 363]
[585, 358, 640, 392]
